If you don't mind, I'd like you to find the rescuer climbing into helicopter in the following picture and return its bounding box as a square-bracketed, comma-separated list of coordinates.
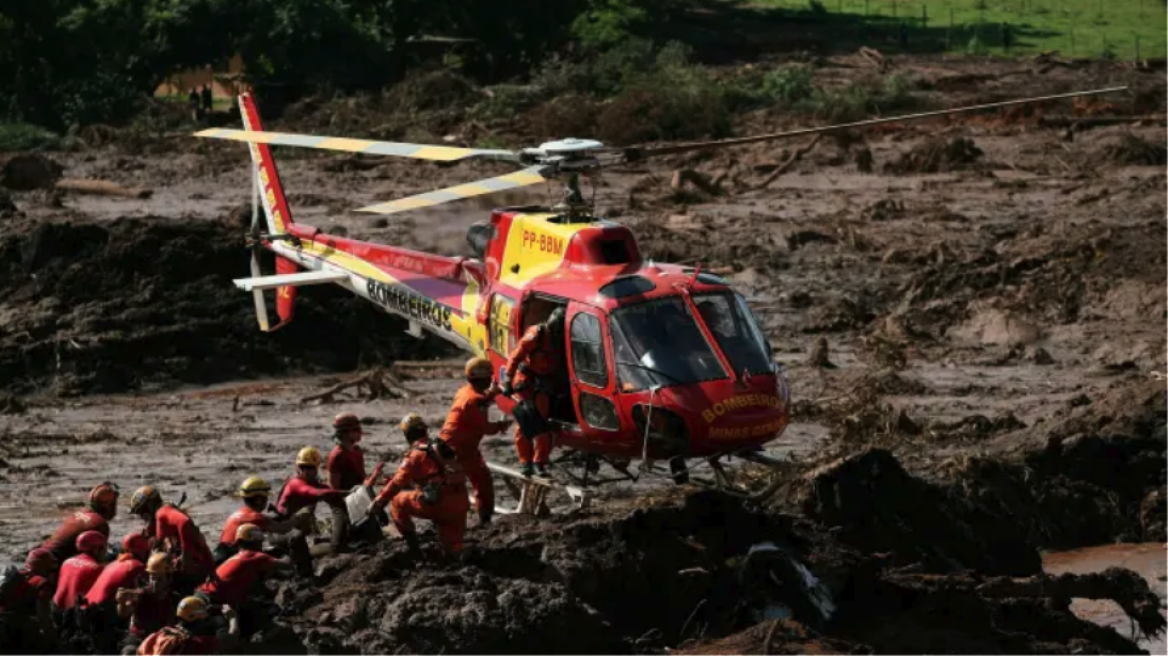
[439, 357, 512, 526]
[369, 414, 470, 558]
[502, 307, 566, 478]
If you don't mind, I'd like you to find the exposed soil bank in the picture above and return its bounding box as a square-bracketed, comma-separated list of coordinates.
[0, 217, 455, 396]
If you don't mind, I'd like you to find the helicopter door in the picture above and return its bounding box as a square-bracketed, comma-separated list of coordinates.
[566, 303, 620, 436]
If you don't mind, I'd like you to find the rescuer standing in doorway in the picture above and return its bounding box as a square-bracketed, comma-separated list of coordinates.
[369, 414, 470, 558]
[439, 357, 512, 526]
[503, 307, 566, 477]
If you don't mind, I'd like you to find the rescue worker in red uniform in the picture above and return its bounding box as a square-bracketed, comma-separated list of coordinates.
[439, 357, 511, 526]
[215, 476, 313, 576]
[197, 524, 293, 638]
[503, 307, 566, 477]
[41, 482, 119, 565]
[325, 413, 386, 546]
[83, 533, 151, 651]
[0, 548, 58, 652]
[136, 596, 238, 656]
[52, 530, 107, 632]
[129, 486, 215, 594]
[369, 414, 470, 558]
[116, 554, 181, 656]
[276, 447, 348, 517]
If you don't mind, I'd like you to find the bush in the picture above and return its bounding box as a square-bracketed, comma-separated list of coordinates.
[0, 123, 62, 151]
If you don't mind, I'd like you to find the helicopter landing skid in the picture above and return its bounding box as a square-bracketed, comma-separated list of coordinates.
[483, 460, 591, 517]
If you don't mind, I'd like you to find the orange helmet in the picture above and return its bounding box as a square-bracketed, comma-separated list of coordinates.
[399, 413, 427, 441]
[129, 486, 162, 515]
[235, 523, 264, 545]
[333, 413, 361, 432]
[122, 532, 151, 560]
[88, 482, 119, 515]
[25, 548, 57, 574]
[465, 357, 493, 381]
[76, 530, 107, 555]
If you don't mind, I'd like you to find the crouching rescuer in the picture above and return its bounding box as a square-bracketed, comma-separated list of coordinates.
[368, 414, 470, 558]
[197, 524, 294, 638]
[215, 476, 313, 577]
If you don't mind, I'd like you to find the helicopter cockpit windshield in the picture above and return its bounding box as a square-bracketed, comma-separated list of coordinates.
[610, 296, 726, 391]
[693, 292, 773, 376]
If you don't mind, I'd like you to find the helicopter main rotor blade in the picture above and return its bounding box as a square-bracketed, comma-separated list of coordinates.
[611, 86, 1127, 162]
[354, 166, 550, 216]
[194, 128, 521, 163]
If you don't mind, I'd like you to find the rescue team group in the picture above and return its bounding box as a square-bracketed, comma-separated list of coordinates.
[0, 311, 568, 655]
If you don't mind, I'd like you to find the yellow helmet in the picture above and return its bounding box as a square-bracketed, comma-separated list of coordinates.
[400, 413, 427, 440]
[146, 552, 171, 575]
[237, 476, 271, 499]
[176, 596, 209, 622]
[465, 357, 493, 380]
[235, 523, 264, 545]
[296, 447, 322, 468]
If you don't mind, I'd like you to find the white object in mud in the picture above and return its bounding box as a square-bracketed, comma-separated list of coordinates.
[345, 484, 375, 527]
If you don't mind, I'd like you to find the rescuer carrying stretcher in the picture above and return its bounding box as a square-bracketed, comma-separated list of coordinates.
[439, 357, 512, 526]
[369, 414, 470, 558]
[503, 307, 566, 478]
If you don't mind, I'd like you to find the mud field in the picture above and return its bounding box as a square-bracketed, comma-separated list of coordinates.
[0, 54, 1165, 653]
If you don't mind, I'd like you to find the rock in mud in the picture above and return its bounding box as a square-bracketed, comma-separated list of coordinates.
[0, 189, 21, 219]
[0, 153, 64, 190]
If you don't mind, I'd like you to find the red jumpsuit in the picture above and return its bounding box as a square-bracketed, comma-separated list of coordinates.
[439, 383, 507, 514]
[218, 507, 274, 549]
[42, 509, 109, 564]
[129, 589, 181, 639]
[276, 476, 344, 516]
[53, 553, 103, 610]
[153, 505, 214, 581]
[197, 550, 277, 607]
[84, 554, 144, 606]
[374, 441, 470, 554]
[326, 445, 366, 490]
[0, 569, 52, 614]
[504, 324, 561, 465]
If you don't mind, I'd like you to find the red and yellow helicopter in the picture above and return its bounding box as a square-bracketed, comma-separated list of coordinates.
[196, 86, 1123, 504]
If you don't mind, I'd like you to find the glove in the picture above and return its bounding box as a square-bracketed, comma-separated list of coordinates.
[501, 381, 514, 396]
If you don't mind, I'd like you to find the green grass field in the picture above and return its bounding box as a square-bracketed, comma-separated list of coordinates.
[754, 0, 1167, 60]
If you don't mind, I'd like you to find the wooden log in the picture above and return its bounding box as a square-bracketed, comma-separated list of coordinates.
[55, 178, 153, 199]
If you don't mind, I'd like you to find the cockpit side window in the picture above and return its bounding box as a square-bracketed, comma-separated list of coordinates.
[570, 312, 608, 389]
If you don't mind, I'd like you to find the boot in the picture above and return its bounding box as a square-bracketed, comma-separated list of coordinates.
[289, 533, 314, 578]
[403, 532, 422, 558]
[535, 462, 550, 478]
[521, 462, 535, 478]
[477, 506, 493, 527]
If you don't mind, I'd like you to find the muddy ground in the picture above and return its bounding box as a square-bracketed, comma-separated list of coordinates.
[0, 53, 1165, 653]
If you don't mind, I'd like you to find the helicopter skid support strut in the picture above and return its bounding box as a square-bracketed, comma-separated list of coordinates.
[641, 450, 789, 506]
[484, 460, 591, 517]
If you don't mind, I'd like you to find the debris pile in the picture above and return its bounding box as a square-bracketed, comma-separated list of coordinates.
[883, 136, 983, 174]
[1100, 132, 1168, 167]
[268, 487, 1161, 655]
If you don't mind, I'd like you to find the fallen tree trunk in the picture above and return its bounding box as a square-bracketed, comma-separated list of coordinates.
[753, 136, 821, 190]
[55, 178, 153, 199]
[889, 567, 1167, 638]
[300, 368, 415, 403]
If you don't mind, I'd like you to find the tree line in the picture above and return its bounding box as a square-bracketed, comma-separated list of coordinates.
[0, 0, 688, 131]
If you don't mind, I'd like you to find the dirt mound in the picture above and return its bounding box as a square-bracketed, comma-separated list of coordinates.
[967, 379, 1168, 547]
[883, 137, 983, 174]
[0, 217, 456, 396]
[268, 490, 1157, 655]
[0, 153, 64, 191]
[1100, 133, 1168, 167]
[779, 448, 1041, 576]
[0, 189, 21, 220]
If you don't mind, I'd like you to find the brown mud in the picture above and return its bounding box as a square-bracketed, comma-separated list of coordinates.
[0, 52, 1164, 653]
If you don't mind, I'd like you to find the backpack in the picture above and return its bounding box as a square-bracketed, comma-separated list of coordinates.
[0, 564, 25, 602]
[138, 626, 192, 655]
